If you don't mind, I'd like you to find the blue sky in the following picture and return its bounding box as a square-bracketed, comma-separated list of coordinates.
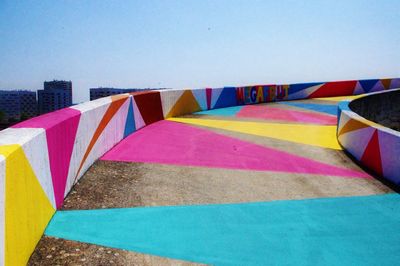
[0, 0, 399, 103]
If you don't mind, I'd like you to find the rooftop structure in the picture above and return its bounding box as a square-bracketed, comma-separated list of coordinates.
[38, 80, 73, 114]
[89, 87, 168, 100]
[1, 77, 400, 265]
[0, 90, 37, 123]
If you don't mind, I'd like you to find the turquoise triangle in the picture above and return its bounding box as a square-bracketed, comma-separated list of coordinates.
[46, 194, 400, 265]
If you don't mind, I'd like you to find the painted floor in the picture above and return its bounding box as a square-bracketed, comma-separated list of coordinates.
[31, 96, 399, 265]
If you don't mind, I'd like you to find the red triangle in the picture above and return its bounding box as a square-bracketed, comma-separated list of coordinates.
[309, 80, 357, 98]
[361, 130, 383, 176]
[131, 91, 164, 125]
[206, 88, 212, 110]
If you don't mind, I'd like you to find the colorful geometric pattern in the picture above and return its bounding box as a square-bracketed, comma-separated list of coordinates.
[102, 120, 366, 178]
[0, 78, 399, 264]
[168, 117, 342, 150]
[337, 90, 400, 185]
[46, 193, 400, 266]
[196, 105, 337, 125]
[277, 102, 338, 116]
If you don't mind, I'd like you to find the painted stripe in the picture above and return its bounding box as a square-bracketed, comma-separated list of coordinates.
[191, 88, 208, 111]
[313, 95, 362, 102]
[169, 117, 342, 150]
[46, 194, 400, 266]
[0, 128, 56, 208]
[0, 145, 55, 266]
[195, 106, 244, 116]
[102, 120, 366, 178]
[237, 105, 337, 125]
[0, 155, 5, 266]
[278, 102, 338, 115]
[74, 95, 128, 182]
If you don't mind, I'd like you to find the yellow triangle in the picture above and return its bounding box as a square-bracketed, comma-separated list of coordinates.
[168, 118, 342, 150]
[313, 95, 362, 102]
[166, 90, 201, 118]
[0, 145, 55, 266]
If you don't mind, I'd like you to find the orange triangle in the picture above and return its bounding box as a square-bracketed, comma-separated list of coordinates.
[74, 95, 129, 182]
[380, 79, 391, 90]
[338, 118, 369, 136]
[166, 90, 201, 118]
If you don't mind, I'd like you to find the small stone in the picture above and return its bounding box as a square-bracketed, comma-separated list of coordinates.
[46, 255, 52, 259]
[63, 253, 70, 257]
[75, 248, 80, 252]
[95, 254, 101, 258]
[107, 250, 111, 254]
[51, 247, 56, 251]
[114, 253, 119, 256]
[99, 247, 104, 251]
[59, 250, 66, 254]
[110, 260, 114, 264]
[80, 258, 86, 262]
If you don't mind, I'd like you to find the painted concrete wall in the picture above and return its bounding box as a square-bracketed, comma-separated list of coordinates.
[337, 89, 400, 186]
[0, 78, 399, 265]
[349, 90, 400, 131]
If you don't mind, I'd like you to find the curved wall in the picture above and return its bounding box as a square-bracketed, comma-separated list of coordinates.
[337, 89, 400, 186]
[349, 90, 400, 131]
[0, 77, 400, 265]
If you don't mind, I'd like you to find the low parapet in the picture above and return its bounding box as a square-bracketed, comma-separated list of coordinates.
[337, 89, 400, 186]
[0, 77, 399, 265]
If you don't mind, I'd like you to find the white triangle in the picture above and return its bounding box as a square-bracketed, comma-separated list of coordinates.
[287, 84, 324, 100]
[0, 128, 56, 209]
[67, 97, 111, 192]
[133, 97, 146, 130]
[337, 110, 352, 134]
[159, 90, 184, 118]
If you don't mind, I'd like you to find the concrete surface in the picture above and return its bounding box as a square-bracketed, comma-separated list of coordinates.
[29, 96, 396, 265]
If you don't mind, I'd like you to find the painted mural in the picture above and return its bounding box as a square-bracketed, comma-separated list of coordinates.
[0, 77, 399, 265]
[337, 90, 400, 185]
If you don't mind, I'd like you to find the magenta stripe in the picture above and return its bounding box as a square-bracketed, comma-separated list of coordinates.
[102, 120, 368, 178]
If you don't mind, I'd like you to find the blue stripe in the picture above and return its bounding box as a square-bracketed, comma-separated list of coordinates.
[279, 102, 338, 115]
[46, 194, 400, 266]
[195, 105, 243, 116]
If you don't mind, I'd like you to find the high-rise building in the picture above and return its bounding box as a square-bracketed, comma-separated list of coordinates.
[89, 87, 157, 101]
[0, 90, 37, 123]
[38, 80, 72, 114]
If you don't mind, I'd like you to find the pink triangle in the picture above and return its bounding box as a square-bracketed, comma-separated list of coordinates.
[236, 105, 337, 125]
[13, 108, 81, 208]
[132, 97, 146, 130]
[101, 120, 368, 178]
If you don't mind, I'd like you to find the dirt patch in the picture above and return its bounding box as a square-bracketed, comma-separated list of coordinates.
[59, 160, 391, 210]
[29, 236, 203, 266]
